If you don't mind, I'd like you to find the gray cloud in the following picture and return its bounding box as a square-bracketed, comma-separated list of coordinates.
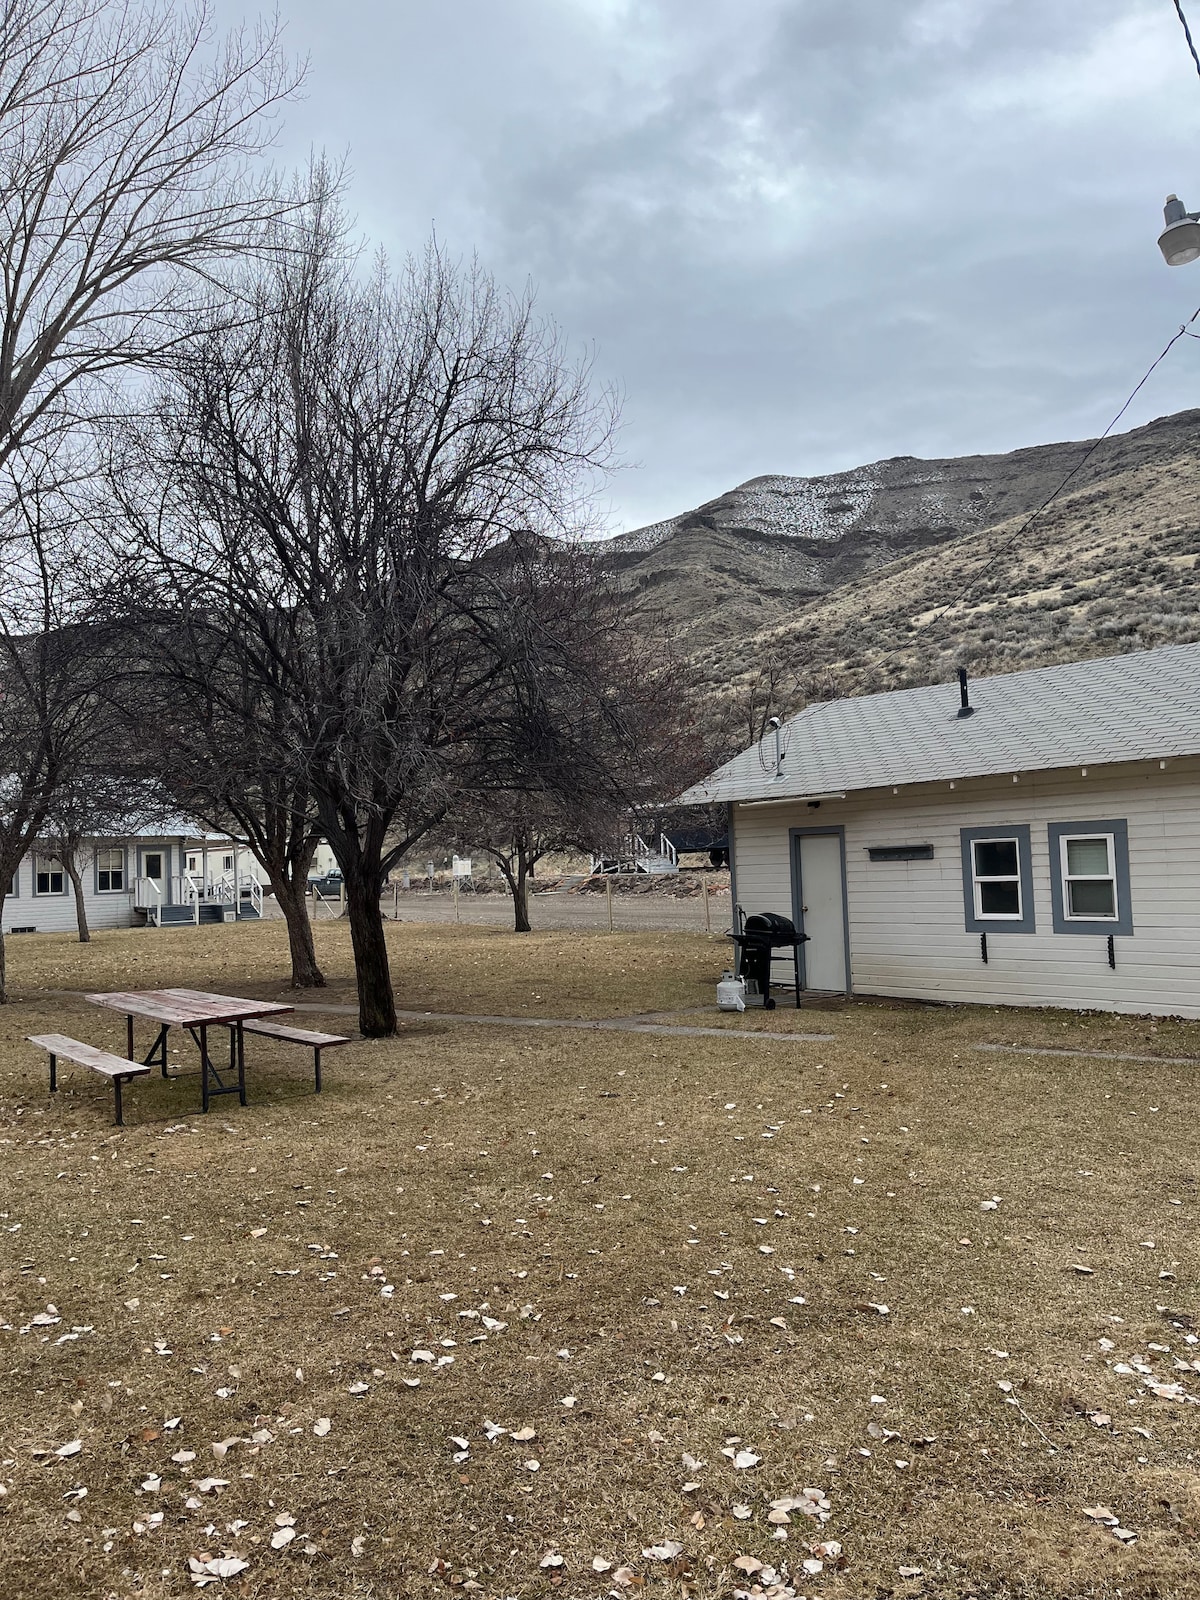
[215, 0, 1200, 528]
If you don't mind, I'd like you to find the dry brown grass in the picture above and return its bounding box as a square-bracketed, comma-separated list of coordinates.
[2, 922, 1199, 1600]
[1, 918, 717, 1020]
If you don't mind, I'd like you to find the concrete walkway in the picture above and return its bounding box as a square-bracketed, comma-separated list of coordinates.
[288, 1000, 835, 1044]
[974, 1041, 1200, 1066]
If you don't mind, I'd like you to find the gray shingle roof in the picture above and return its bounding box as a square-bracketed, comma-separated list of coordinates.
[678, 643, 1200, 805]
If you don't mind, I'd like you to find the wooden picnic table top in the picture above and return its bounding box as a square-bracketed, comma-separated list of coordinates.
[83, 988, 295, 1027]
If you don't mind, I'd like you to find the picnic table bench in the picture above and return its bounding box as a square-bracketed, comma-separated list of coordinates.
[27, 1032, 151, 1125]
[241, 1019, 350, 1092]
[83, 988, 295, 1113]
[28, 990, 352, 1125]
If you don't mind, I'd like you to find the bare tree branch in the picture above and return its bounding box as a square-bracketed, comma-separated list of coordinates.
[0, 0, 304, 465]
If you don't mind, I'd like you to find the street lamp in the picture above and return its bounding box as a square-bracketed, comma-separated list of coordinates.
[1158, 193, 1200, 265]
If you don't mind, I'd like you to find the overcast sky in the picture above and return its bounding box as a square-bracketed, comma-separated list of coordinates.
[216, 0, 1200, 531]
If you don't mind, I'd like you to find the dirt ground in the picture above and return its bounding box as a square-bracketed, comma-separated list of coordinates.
[1, 920, 1199, 1600]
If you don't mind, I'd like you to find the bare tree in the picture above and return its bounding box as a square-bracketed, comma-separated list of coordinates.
[450, 569, 701, 933]
[0, 456, 115, 996]
[0, 0, 302, 995]
[98, 201, 622, 1035]
[109, 621, 327, 986]
[0, 0, 302, 466]
[710, 652, 843, 768]
[41, 767, 140, 941]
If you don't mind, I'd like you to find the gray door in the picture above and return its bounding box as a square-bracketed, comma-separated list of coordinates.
[139, 847, 166, 905]
[794, 832, 848, 991]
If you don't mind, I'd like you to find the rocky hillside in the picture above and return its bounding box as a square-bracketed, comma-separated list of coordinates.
[606, 409, 1200, 706]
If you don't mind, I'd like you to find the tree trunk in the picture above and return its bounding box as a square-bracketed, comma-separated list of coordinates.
[272, 874, 325, 988]
[512, 854, 531, 933]
[0, 900, 7, 1005]
[493, 851, 531, 934]
[343, 867, 396, 1036]
[65, 858, 90, 943]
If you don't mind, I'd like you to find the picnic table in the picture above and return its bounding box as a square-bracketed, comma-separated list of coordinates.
[83, 988, 294, 1113]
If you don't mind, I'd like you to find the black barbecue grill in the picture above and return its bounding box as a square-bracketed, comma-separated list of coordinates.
[729, 911, 809, 1009]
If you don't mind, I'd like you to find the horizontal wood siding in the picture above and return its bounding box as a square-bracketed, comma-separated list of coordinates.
[732, 758, 1200, 1018]
[2, 869, 133, 934]
[3, 836, 183, 936]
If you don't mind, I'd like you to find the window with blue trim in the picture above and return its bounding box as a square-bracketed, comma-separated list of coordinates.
[34, 855, 65, 895]
[960, 825, 1035, 934]
[96, 847, 125, 892]
[1048, 820, 1133, 936]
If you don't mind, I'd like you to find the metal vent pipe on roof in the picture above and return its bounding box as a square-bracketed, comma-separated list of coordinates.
[767, 715, 784, 778]
[957, 666, 975, 718]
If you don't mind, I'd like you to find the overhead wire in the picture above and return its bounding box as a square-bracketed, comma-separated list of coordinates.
[925, 303, 1200, 627]
[1172, 0, 1200, 83]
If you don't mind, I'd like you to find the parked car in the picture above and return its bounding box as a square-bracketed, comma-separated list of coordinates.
[308, 872, 344, 899]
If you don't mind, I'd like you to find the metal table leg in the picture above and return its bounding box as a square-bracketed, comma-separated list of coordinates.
[188, 1021, 241, 1110]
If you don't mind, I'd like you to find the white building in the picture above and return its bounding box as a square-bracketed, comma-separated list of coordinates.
[678, 643, 1200, 1019]
[2, 821, 268, 934]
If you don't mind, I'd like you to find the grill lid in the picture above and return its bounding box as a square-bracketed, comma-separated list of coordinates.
[742, 912, 801, 943]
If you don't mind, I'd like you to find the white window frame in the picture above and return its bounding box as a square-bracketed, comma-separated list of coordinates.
[1059, 831, 1118, 922]
[34, 855, 66, 895]
[222, 853, 234, 872]
[96, 847, 125, 893]
[971, 835, 1023, 921]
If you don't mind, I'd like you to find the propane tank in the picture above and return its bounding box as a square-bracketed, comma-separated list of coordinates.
[717, 971, 746, 1012]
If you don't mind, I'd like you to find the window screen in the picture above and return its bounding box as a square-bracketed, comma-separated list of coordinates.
[972, 838, 1022, 918]
[1062, 835, 1116, 919]
[96, 848, 124, 892]
[960, 826, 1035, 934]
[35, 857, 64, 894]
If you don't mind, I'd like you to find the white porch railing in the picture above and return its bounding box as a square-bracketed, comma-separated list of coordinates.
[176, 873, 201, 924]
[588, 832, 679, 875]
[132, 876, 163, 925]
[212, 872, 264, 917]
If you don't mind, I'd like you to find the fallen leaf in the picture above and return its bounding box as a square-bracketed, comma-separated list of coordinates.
[643, 1540, 684, 1561]
[198, 1556, 249, 1579]
[1083, 1506, 1118, 1525]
